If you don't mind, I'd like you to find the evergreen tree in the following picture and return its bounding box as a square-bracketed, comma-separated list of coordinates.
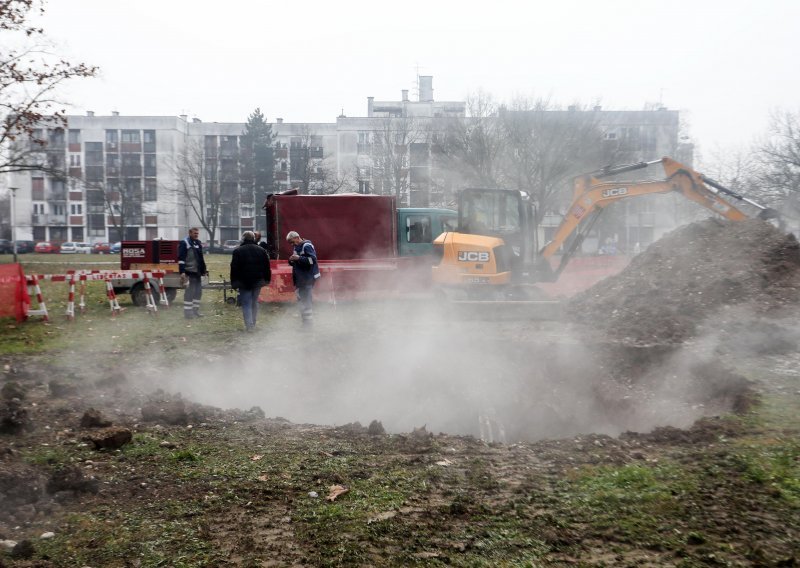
[241, 108, 278, 233]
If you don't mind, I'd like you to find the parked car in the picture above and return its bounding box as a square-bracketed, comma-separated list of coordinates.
[60, 242, 91, 254]
[0, 239, 12, 254]
[110, 242, 122, 254]
[204, 241, 225, 254]
[14, 240, 35, 254]
[92, 242, 111, 254]
[35, 241, 61, 254]
[222, 239, 240, 253]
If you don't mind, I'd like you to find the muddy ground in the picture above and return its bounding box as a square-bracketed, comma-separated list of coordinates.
[0, 218, 798, 566]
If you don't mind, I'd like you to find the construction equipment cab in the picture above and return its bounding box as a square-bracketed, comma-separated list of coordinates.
[432, 157, 778, 298]
[432, 188, 539, 298]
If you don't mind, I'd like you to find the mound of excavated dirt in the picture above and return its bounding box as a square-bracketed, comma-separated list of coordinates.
[568, 219, 800, 345]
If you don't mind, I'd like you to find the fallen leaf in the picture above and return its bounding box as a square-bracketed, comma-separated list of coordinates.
[326, 485, 349, 502]
[250, 455, 263, 461]
[257, 475, 269, 482]
[435, 458, 453, 467]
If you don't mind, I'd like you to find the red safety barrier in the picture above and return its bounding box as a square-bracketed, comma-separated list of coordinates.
[0, 264, 30, 322]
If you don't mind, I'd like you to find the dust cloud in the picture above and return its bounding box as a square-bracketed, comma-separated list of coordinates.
[121, 218, 800, 443]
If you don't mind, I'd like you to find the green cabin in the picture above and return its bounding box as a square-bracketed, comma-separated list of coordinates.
[397, 208, 457, 257]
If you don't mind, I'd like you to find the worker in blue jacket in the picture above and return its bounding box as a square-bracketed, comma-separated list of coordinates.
[286, 230, 320, 326]
[178, 227, 208, 319]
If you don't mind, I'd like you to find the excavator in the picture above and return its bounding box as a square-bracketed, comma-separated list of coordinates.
[432, 157, 779, 300]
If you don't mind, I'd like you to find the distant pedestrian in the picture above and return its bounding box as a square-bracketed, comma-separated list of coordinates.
[254, 231, 270, 252]
[230, 231, 271, 332]
[178, 227, 207, 319]
[286, 230, 320, 326]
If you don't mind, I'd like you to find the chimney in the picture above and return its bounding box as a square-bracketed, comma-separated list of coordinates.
[111, 111, 119, 117]
[402, 90, 409, 102]
[86, 111, 94, 117]
[367, 96, 374, 117]
[276, 118, 283, 124]
[179, 114, 188, 121]
[192, 117, 202, 123]
[418, 76, 433, 102]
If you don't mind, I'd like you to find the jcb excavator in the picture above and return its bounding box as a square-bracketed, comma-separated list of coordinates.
[432, 157, 778, 299]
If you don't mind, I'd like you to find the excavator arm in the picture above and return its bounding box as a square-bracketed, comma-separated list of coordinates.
[539, 157, 776, 271]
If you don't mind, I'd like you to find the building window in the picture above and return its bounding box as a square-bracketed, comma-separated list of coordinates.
[32, 177, 45, 200]
[68, 129, 80, 145]
[144, 154, 157, 177]
[144, 179, 157, 201]
[105, 130, 118, 148]
[48, 128, 65, 146]
[69, 154, 81, 167]
[70, 203, 83, 215]
[121, 130, 140, 143]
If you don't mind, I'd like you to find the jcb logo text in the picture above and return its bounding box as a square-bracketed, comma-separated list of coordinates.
[601, 187, 628, 198]
[458, 251, 490, 262]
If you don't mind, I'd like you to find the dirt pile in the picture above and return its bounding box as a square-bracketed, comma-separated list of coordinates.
[568, 218, 800, 345]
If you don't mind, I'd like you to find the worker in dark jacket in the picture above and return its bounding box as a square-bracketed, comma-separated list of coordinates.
[230, 231, 271, 332]
[178, 227, 208, 319]
[286, 230, 320, 326]
[254, 231, 270, 252]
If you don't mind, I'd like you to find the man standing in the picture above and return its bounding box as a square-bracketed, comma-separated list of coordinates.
[254, 231, 270, 252]
[178, 227, 208, 319]
[230, 231, 271, 332]
[286, 230, 320, 326]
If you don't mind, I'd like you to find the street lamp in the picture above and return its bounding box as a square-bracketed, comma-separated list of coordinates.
[9, 187, 18, 263]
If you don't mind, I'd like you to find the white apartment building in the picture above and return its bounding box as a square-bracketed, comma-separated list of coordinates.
[5, 76, 692, 252]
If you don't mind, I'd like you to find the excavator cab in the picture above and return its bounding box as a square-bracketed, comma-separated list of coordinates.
[432, 188, 541, 296]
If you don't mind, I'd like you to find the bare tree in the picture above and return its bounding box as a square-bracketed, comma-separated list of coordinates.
[500, 99, 616, 224]
[167, 138, 223, 247]
[74, 177, 141, 242]
[370, 116, 425, 205]
[431, 92, 507, 190]
[290, 124, 353, 195]
[0, 0, 97, 176]
[757, 110, 800, 201]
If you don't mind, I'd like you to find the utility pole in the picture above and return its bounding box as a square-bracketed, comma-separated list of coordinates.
[9, 187, 18, 263]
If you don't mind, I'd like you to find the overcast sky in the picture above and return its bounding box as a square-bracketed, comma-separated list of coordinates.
[32, 0, 799, 158]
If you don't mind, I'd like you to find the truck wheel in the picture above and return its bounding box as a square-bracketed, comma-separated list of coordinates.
[130, 283, 147, 307]
[166, 288, 178, 303]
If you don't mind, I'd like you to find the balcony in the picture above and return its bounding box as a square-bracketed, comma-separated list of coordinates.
[357, 143, 371, 154]
[47, 215, 67, 225]
[31, 214, 44, 225]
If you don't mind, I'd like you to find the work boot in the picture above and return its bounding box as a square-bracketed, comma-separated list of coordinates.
[193, 310, 204, 318]
[184, 312, 195, 320]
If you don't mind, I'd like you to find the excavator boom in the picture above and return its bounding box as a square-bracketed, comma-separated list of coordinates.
[540, 157, 773, 261]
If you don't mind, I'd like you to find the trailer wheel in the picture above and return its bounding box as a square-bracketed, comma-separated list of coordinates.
[130, 283, 146, 307]
[166, 288, 178, 303]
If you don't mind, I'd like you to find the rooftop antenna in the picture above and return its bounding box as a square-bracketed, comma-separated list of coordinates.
[413, 63, 425, 101]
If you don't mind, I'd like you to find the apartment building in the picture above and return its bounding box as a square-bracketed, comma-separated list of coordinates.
[7, 115, 338, 244]
[6, 76, 691, 252]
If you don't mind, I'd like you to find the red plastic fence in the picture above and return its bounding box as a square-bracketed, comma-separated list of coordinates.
[0, 264, 30, 322]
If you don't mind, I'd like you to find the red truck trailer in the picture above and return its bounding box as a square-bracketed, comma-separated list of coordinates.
[113, 193, 455, 306]
[262, 192, 455, 302]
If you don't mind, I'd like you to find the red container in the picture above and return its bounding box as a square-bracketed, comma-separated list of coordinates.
[266, 193, 397, 261]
